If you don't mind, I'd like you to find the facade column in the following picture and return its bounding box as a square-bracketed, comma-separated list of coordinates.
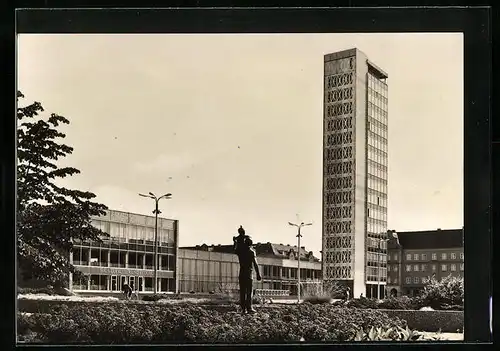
[107, 250, 111, 267]
[143, 254, 146, 269]
[69, 251, 73, 291]
[158, 277, 162, 293]
[87, 275, 91, 290]
[125, 252, 129, 268]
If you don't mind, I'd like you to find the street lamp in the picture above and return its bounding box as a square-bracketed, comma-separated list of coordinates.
[288, 221, 313, 304]
[139, 192, 172, 295]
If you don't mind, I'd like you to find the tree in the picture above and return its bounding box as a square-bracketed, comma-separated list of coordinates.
[17, 91, 108, 287]
[420, 274, 464, 309]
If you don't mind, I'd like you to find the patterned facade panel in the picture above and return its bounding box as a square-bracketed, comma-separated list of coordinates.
[110, 210, 129, 223]
[324, 265, 352, 280]
[145, 216, 156, 227]
[323, 55, 357, 281]
[129, 213, 147, 226]
[161, 218, 176, 230]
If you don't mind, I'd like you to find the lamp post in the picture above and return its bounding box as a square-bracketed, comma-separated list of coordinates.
[288, 221, 313, 304]
[139, 192, 172, 295]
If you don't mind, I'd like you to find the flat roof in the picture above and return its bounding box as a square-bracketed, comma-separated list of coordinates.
[367, 60, 389, 79]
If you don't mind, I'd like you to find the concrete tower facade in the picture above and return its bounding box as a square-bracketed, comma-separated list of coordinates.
[322, 48, 388, 298]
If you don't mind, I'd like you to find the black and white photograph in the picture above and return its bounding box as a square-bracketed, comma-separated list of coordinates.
[15, 24, 472, 344]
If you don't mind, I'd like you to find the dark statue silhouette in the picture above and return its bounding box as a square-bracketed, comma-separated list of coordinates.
[233, 226, 262, 314]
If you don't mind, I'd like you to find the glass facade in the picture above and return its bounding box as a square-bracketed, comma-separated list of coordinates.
[178, 250, 322, 294]
[366, 71, 388, 284]
[71, 210, 178, 293]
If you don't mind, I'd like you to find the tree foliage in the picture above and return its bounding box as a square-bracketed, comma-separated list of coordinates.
[420, 274, 464, 309]
[17, 91, 108, 286]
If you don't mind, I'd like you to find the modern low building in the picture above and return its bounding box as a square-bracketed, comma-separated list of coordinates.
[70, 209, 179, 294]
[178, 242, 322, 295]
[386, 228, 464, 297]
[69, 209, 321, 297]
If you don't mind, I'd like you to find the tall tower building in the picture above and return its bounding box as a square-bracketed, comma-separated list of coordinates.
[322, 48, 388, 298]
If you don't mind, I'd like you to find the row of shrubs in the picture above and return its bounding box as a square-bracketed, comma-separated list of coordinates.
[341, 296, 463, 311]
[18, 303, 410, 343]
[303, 275, 464, 311]
[17, 287, 72, 296]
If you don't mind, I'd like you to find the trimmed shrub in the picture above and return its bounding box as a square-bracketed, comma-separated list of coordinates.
[346, 297, 379, 309]
[378, 296, 424, 310]
[142, 294, 169, 302]
[17, 303, 408, 343]
[420, 275, 464, 310]
[17, 286, 74, 296]
[303, 296, 332, 304]
[380, 309, 463, 333]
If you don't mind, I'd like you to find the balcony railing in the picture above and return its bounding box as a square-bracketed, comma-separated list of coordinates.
[255, 289, 290, 297]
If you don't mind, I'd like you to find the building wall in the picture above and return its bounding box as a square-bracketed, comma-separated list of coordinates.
[70, 209, 179, 293]
[322, 49, 357, 288]
[178, 249, 322, 294]
[323, 48, 388, 299]
[387, 247, 464, 296]
[353, 49, 368, 298]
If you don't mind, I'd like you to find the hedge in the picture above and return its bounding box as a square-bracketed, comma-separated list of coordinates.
[17, 303, 408, 343]
[380, 309, 463, 333]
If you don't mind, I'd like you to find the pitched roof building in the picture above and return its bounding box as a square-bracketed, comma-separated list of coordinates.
[386, 228, 464, 297]
[180, 242, 320, 262]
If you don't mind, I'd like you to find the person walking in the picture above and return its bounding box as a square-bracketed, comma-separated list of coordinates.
[122, 282, 132, 300]
[238, 236, 262, 314]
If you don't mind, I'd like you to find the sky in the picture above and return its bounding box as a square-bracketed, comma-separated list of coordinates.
[17, 33, 463, 257]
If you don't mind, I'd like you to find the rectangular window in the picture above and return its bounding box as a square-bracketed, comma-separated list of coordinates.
[394, 265, 398, 272]
[394, 278, 398, 284]
[460, 263, 464, 271]
[451, 253, 456, 259]
[460, 252, 464, 260]
[405, 265, 411, 272]
[421, 254, 427, 260]
[441, 264, 447, 271]
[432, 264, 436, 271]
[387, 276, 391, 284]
[414, 277, 419, 284]
[394, 253, 398, 261]
[387, 265, 390, 272]
[405, 277, 411, 284]
[406, 254, 411, 261]
[441, 253, 447, 260]
[432, 253, 437, 260]
[451, 264, 456, 271]
[414, 254, 419, 260]
[414, 264, 419, 272]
